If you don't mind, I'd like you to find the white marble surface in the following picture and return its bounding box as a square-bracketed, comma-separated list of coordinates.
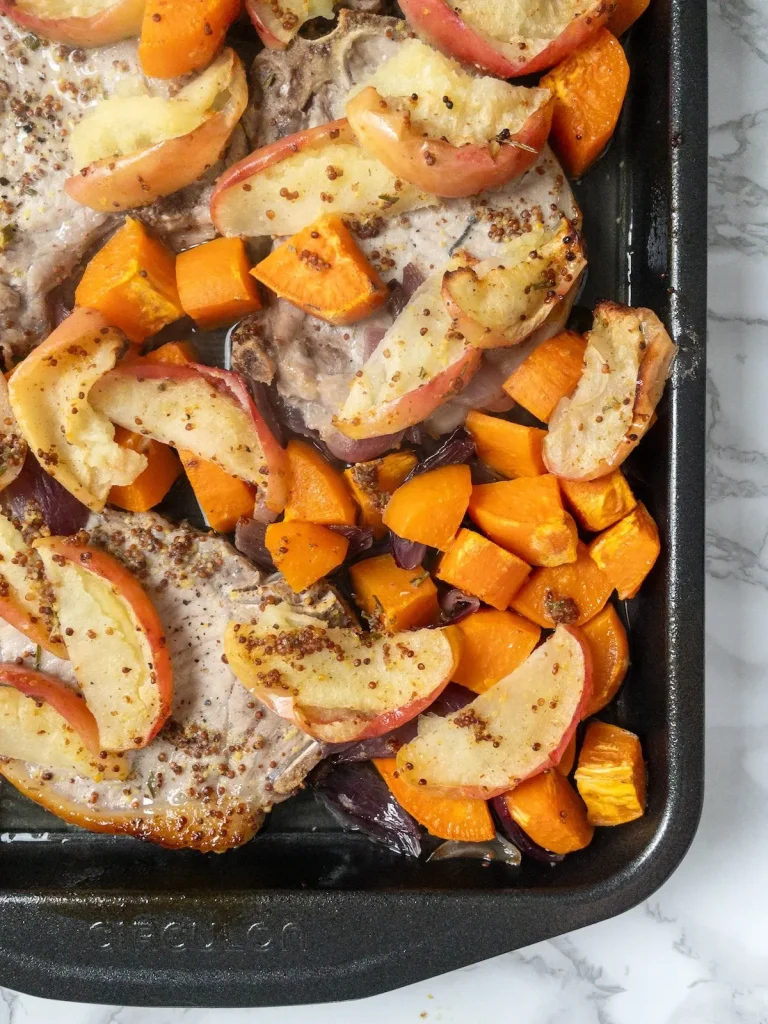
[0, 1, 757, 1020]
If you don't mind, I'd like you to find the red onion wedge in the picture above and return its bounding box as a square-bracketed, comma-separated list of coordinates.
[439, 588, 481, 625]
[327, 524, 374, 561]
[390, 532, 427, 570]
[3, 452, 89, 536]
[234, 517, 276, 571]
[403, 427, 476, 483]
[491, 795, 565, 864]
[313, 761, 421, 857]
[427, 836, 521, 867]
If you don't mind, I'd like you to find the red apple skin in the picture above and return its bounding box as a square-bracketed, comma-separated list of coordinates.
[66, 49, 247, 214]
[399, 0, 614, 78]
[34, 538, 173, 747]
[0, 663, 102, 755]
[111, 360, 289, 512]
[334, 345, 483, 440]
[346, 86, 553, 199]
[0, 595, 67, 660]
[0, 0, 144, 47]
[210, 119, 354, 233]
[245, 0, 291, 48]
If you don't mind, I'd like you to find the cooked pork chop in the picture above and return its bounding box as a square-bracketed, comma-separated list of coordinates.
[0, 21, 242, 363]
[233, 11, 582, 449]
[0, 509, 348, 852]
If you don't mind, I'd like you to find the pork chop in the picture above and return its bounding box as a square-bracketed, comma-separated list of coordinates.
[0, 509, 350, 852]
[0, 20, 243, 364]
[233, 10, 582, 449]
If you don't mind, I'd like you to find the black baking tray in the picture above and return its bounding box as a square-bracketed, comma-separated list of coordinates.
[0, 0, 706, 1006]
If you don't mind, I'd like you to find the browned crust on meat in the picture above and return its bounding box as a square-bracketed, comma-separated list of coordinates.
[0, 761, 264, 853]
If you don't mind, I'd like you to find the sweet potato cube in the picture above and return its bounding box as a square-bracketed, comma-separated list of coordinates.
[265, 521, 348, 593]
[452, 608, 540, 695]
[511, 542, 613, 627]
[109, 426, 181, 512]
[540, 29, 630, 179]
[344, 452, 418, 538]
[465, 410, 546, 478]
[436, 529, 530, 611]
[375, 758, 495, 842]
[383, 464, 472, 551]
[75, 217, 183, 344]
[284, 440, 357, 527]
[139, 0, 241, 78]
[608, 0, 650, 36]
[502, 331, 586, 423]
[468, 475, 578, 567]
[559, 470, 637, 532]
[145, 340, 198, 365]
[176, 236, 262, 330]
[349, 554, 438, 632]
[251, 214, 388, 326]
[588, 502, 660, 599]
[575, 720, 646, 825]
[581, 604, 629, 717]
[501, 769, 593, 854]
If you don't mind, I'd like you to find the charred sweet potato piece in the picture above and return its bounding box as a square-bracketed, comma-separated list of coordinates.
[511, 541, 613, 627]
[575, 720, 646, 825]
[344, 452, 418, 538]
[588, 502, 660, 599]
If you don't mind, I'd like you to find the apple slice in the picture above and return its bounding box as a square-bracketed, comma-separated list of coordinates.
[34, 538, 173, 752]
[333, 270, 482, 439]
[395, 626, 592, 799]
[225, 601, 460, 743]
[543, 302, 677, 481]
[8, 308, 146, 513]
[399, 0, 614, 79]
[346, 40, 553, 198]
[246, 0, 335, 49]
[65, 49, 247, 214]
[210, 119, 436, 239]
[0, 374, 26, 494]
[0, 0, 144, 46]
[0, 513, 66, 658]
[442, 219, 587, 348]
[89, 361, 289, 513]
[0, 664, 128, 780]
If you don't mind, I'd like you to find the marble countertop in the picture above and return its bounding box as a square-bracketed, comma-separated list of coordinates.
[0, 0, 754, 1019]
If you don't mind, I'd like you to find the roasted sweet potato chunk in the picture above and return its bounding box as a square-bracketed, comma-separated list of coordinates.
[575, 720, 646, 825]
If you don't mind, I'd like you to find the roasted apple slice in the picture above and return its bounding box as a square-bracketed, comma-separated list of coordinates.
[399, 0, 614, 79]
[346, 40, 553, 198]
[0, 0, 144, 46]
[89, 361, 289, 513]
[210, 119, 435, 239]
[0, 374, 26, 494]
[65, 49, 247, 214]
[34, 538, 173, 752]
[0, 664, 128, 780]
[543, 302, 677, 481]
[8, 308, 146, 513]
[333, 271, 482, 439]
[225, 601, 460, 743]
[0, 513, 66, 657]
[246, 0, 335, 49]
[395, 625, 592, 799]
[442, 220, 586, 348]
